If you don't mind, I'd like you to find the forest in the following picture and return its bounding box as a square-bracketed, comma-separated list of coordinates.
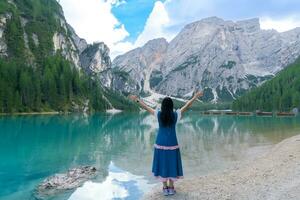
[0, 0, 136, 113]
[232, 58, 300, 112]
[0, 56, 137, 113]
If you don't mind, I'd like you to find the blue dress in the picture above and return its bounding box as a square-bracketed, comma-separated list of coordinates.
[152, 109, 183, 181]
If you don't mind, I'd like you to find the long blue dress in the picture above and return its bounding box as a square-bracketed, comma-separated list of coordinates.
[152, 109, 183, 181]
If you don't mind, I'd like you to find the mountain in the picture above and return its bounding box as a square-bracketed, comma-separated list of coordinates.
[112, 38, 168, 95]
[0, 0, 136, 113]
[232, 57, 300, 112]
[110, 17, 300, 102]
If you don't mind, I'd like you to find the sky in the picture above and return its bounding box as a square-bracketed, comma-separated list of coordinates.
[59, 0, 300, 59]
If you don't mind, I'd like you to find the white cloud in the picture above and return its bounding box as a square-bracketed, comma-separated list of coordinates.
[59, 0, 130, 59]
[134, 0, 300, 51]
[106, 0, 126, 7]
[110, 41, 135, 59]
[68, 162, 154, 200]
[134, 1, 174, 47]
[110, 1, 175, 58]
[260, 16, 300, 32]
[132, 0, 213, 48]
[59, 0, 300, 59]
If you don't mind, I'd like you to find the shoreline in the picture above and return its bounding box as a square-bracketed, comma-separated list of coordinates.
[0, 112, 61, 116]
[144, 134, 300, 200]
[1, 111, 298, 117]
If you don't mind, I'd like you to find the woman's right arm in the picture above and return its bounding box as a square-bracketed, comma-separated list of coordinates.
[128, 95, 155, 115]
[180, 91, 203, 114]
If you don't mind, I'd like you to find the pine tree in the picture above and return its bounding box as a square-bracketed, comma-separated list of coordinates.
[233, 57, 300, 112]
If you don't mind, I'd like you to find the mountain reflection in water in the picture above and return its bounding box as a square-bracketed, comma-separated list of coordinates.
[0, 113, 300, 200]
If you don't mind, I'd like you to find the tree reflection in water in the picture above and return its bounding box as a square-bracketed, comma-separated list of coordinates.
[1, 113, 300, 200]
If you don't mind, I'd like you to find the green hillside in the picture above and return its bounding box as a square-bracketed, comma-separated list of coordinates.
[232, 58, 300, 112]
[0, 0, 136, 113]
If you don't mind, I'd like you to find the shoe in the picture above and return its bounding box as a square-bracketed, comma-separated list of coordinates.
[163, 187, 169, 196]
[168, 186, 176, 195]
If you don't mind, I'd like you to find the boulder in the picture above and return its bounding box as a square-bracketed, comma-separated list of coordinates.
[35, 166, 97, 199]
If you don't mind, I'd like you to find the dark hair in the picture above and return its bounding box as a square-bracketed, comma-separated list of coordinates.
[160, 97, 174, 127]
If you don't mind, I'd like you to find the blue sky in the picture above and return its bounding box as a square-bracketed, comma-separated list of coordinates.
[111, 0, 166, 42]
[59, 0, 300, 59]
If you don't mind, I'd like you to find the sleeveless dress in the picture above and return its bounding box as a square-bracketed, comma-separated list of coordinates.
[152, 109, 183, 181]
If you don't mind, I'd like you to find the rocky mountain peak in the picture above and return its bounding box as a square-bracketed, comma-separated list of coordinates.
[143, 38, 168, 49]
[80, 42, 111, 74]
[199, 16, 225, 24]
[113, 38, 168, 70]
[236, 18, 260, 32]
[108, 16, 300, 102]
[67, 24, 88, 54]
[184, 16, 224, 28]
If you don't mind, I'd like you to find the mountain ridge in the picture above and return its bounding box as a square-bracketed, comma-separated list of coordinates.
[109, 16, 300, 102]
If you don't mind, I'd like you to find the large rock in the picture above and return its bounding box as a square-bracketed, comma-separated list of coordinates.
[111, 17, 300, 102]
[35, 166, 97, 199]
[80, 42, 111, 75]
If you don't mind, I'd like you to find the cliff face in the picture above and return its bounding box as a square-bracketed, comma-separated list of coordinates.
[0, 0, 136, 113]
[111, 38, 168, 94]
[80, 42, 111, 75]
[111, 17, 300, 102]
[0, 13, 11, 57]
[0, 0, 112, 75]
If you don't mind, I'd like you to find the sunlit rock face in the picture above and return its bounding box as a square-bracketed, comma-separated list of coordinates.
[111, 38, 168, 95]
[110, 17, 300, 102]
[0, 13, 11, 57]
[66, 22, 113, 83]
[55, 17, 112, 74]
[80, 42, 111, 75]
[0, 4, 112, 75]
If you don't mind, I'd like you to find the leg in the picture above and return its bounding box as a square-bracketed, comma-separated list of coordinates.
[168, 179, 174, 188]
[162, 181, 168, 196]
[168, 179, 176, 195]
[163, 181, 168, 188]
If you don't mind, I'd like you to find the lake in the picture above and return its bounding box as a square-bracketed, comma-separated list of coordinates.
[1, 112, 300, 200]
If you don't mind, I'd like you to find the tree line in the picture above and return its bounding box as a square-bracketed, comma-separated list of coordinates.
[232, 58, 300, 112]
[0, 56, 136, 113]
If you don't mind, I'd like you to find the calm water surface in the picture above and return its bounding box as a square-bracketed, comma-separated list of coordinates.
[1, 112, 300, 200]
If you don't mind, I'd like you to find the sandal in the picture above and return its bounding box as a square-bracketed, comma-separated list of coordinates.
[168, 186, 176, 195]
[163, 186, 169, 196]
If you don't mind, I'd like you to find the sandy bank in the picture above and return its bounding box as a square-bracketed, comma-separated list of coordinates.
[144, 134, 300, 200]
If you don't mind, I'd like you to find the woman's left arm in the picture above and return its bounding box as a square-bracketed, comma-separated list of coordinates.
[129, 95, 155, 115]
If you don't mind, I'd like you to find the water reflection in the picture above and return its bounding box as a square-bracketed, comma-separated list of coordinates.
[0, 113, 300, 200]
[177, 115, 300, 175]
[69, 162, 155, 200]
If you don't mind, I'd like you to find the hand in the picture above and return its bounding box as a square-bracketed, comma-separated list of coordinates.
[193, 91, 203, 98]
[128, 95, 139, 101]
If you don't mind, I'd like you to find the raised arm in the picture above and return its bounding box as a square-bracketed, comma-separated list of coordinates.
[180, 91, 203, 114]
[129, 95, 155, 115]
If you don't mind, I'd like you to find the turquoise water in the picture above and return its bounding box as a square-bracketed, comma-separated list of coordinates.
[1, 113, 300, 200]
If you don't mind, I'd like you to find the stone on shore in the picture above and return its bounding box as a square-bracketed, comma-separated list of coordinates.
[35, 166, 97, 199]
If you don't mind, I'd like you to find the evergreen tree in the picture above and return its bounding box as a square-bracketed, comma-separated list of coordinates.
[233, 57, 300, 112]
[0, 0, 137, 113]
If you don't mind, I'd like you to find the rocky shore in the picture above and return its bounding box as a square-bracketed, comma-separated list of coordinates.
[35, 166, 97, 199]
[144, 134, 300, 200]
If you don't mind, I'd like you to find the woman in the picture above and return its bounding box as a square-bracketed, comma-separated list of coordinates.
[129, 91, 203, 196]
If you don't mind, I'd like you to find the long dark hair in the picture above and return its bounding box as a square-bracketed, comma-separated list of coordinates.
[160, 97, 174, 127]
